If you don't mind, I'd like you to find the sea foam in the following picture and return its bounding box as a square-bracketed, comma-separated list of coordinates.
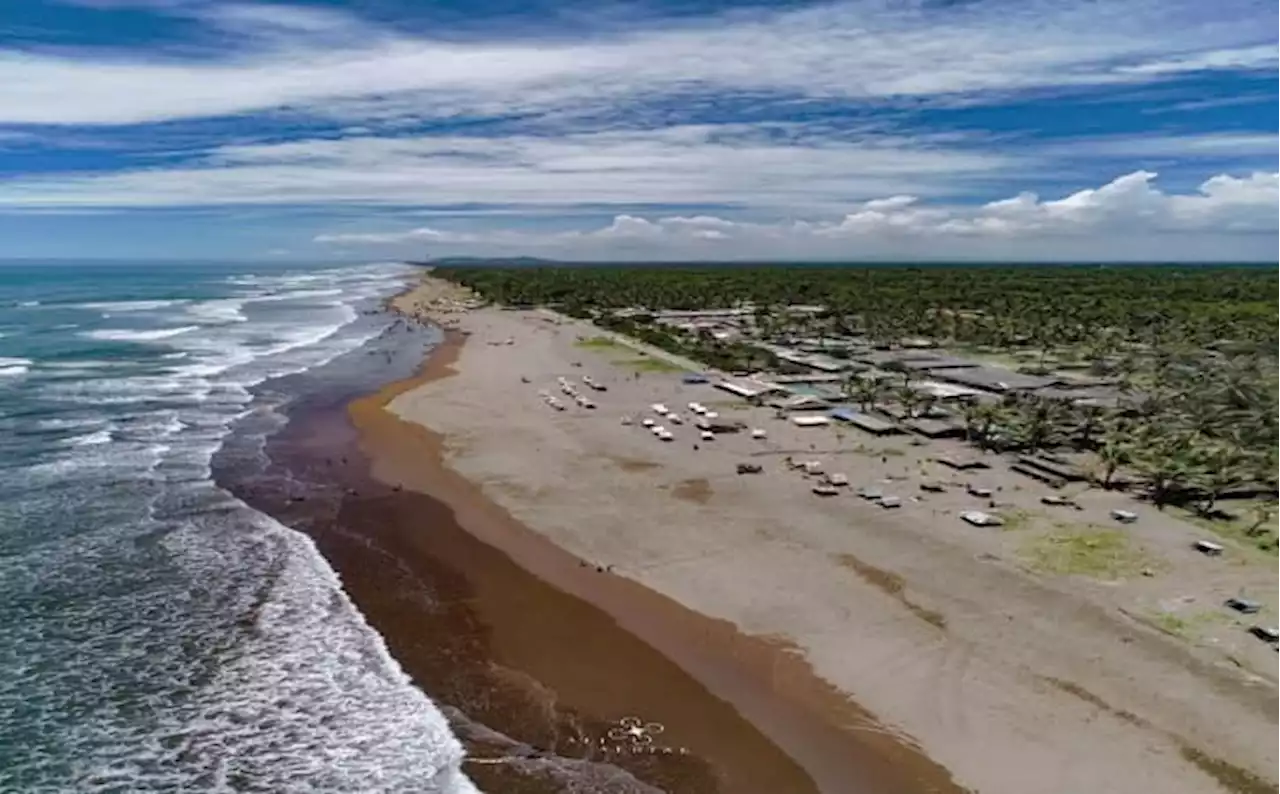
[0, 262, 475, 792]
[84, 326, 200, 342]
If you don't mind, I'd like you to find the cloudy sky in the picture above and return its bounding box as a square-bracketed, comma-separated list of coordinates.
[1, 0, 1276, 261]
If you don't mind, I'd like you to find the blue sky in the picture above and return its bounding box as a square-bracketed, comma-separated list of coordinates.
[0, 0, 1276, 261]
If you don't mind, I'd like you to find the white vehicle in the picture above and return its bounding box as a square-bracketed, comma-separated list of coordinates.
[651, 425, 666, 435]
[641, 418, 656, 427]
[1193, 539, 1224, 556]
[700, 431, 715, 441]
[960, 510, 1003, 527]
[751, 428, 767, 439]
[668, 414, 683, 424]
[826, 473, 849, 487]
[689, 403, 706, 415]
[651, 403, 669, 415]
[659, 431, 674, 441]
[704, 411, 719, 420]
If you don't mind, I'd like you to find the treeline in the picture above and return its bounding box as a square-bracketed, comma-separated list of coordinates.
[435, 264, 1278, 349]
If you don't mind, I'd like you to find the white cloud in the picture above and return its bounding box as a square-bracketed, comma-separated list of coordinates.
[0, 126, 1016, 211]
[1038, 132, 1280, 159]
[314, 226, 479, 245]
[1117, 44, 1278, 75]
[312, 170, 1280, 260]
[0, 0, 1274, 125]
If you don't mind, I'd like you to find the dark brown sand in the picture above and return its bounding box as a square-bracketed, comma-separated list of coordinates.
[229, 323, 966, 793]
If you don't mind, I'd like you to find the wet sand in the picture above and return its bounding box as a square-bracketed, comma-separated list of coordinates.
[219, 317, 963, 792]
[349, 330, 966, 793]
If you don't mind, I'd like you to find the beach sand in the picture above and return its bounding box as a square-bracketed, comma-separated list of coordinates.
[349, 331, 960, 794]
[378, 276, 1278, 794]
[219, 308, 954, 792]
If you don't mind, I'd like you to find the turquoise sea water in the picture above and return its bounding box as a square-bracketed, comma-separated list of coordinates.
[0, 262, 475, 792]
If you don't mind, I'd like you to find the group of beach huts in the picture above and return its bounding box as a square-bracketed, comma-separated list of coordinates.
[628, 400, 770, 445]
[539, 374, 606, 411]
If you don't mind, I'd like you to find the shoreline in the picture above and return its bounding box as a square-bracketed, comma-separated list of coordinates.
[378, 276, 1277, 794]
[214, 293, 942, 792]
[348, 327, 963, 793]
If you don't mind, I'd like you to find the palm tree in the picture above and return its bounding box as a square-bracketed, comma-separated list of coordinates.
[1188, 442, 1251, 517]
[1130, 430, 1199, 509]
[1009, 398, 1067, 453]
[1095, 425, 1134, 489]
[1251, 446, 1279, 492]
[893, 383, 921, 419]
[844, 375, 883, 412]
[962, 401, 1004, 451]
[1071, 405, 1106, 449]
[1244, 501, 1278, 538]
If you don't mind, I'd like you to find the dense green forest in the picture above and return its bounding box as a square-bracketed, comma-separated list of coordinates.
[434, 264, 1279, 545]
[434, 264, 1278, 349]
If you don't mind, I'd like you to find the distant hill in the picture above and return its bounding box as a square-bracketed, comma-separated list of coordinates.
[405, 256, 559, 267]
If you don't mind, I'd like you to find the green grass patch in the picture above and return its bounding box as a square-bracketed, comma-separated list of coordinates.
[574, 335, 626, 350]
[1150, 612, 1191, 637]
[1023, 526, 1155, 580]
[613, 356, 686, 373]
[1146, 609, 1224, 640]
[1171, 500, 1278, 557]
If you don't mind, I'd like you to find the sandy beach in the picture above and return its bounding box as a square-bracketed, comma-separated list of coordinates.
[223, 302, 955, 792]
[373, 275, 1279, 794]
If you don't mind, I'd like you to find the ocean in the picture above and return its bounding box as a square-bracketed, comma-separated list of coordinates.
[0, 261, 477, 793]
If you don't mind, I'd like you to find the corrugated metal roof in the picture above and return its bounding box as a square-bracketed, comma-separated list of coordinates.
[930, 366, 1060, 392]
[829, 408, 899, 433]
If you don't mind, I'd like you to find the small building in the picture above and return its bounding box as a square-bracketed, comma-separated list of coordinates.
[713, 379, 764, 399]
[829, 408, 902, 436]
[1032, 385, 1126, 408]
[934, 454, 989, 470]
[792, 415, 831, 427]
[767, 373, 848, 384]
[904, 417, 966, 439]
[854, 349, 941, 368]
[772, 350, 855, 373]
[900, 337, 939, 349]
[806, 354, 854, 373]
[928, 366, 1062, 394]
[771, 394, 831, 411]
[912, 380, 985, 401]
[896, 354, 981, 372]
[1016, 455, 1087, 483]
